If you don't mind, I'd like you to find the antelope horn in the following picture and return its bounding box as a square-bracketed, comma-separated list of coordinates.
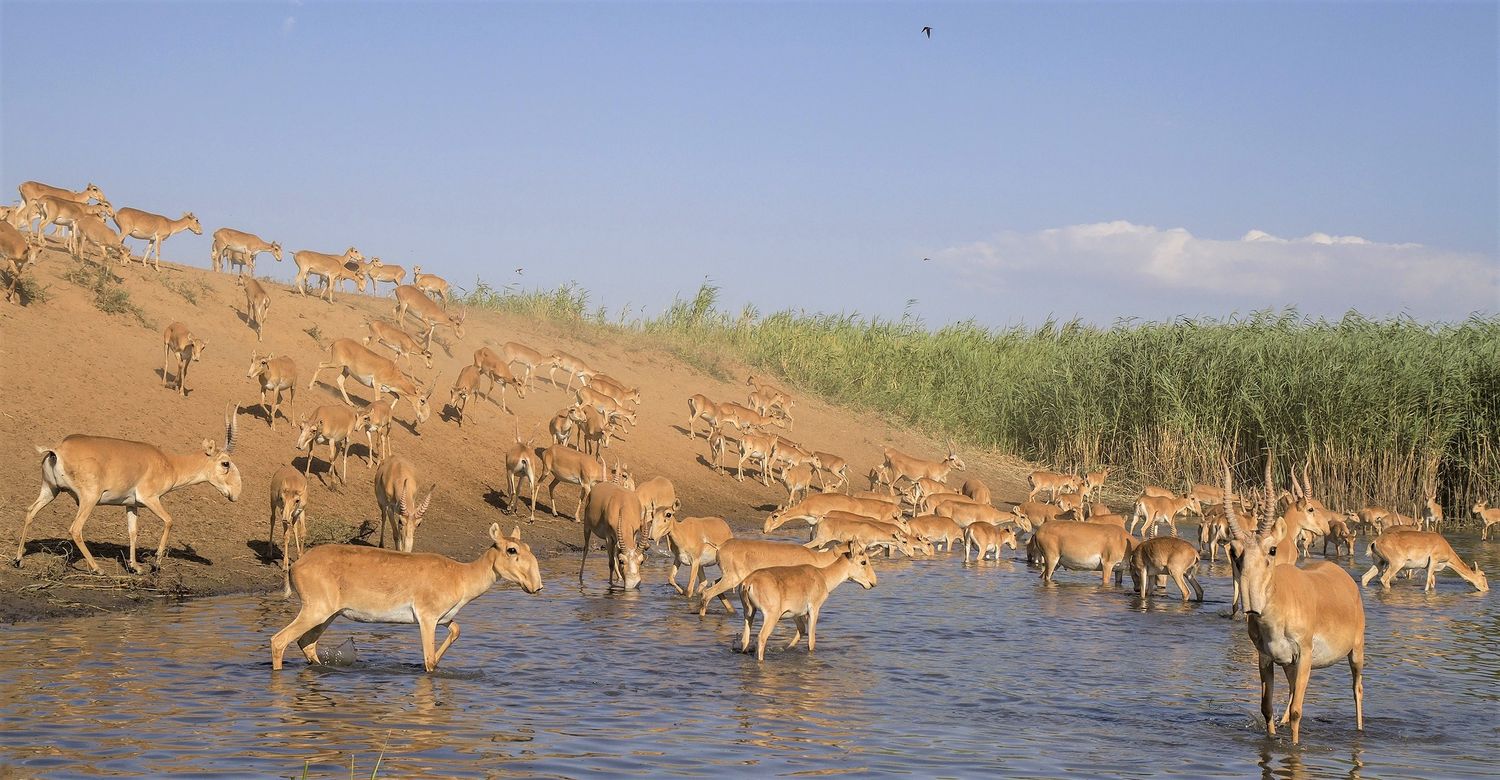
[1221, 458, 1245, 542]
[1257, 448, 1276, 537]
[416, 487, 434, 519]
[224, 404, 239, 454]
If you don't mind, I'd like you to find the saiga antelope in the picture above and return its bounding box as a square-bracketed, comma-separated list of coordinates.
[1360, 530, 1487, 592]
[908, 514, 964, 552]
[293, 247, 366, 302]
[697, 540, 854, 616]
[1322, 517, 1356, 557]
[113, 208, 201, 270]
[1033, 520, 1135, 586]
[394, 285, 465, 345]
[963, 523, 1017, 562]
[238, 274, 271, 341]
[246, 351, 298, 429]
[635, 476, 680, 528]
[15, 410, 241, 574]
[374, 455, 431, 553]
[763, 493, 900, 534]
[883, 443, 966, 491]
[18, 181, 106, 235]
[365, 257, 407, 293]
[448, 364, 487, 427]
[960, 477, 992, 505]
[162, 322, 208, 397]
[295, 405, 362, 486]
[503, 426, 540, 523]
[540, 444, 607, 521]
[410, 265, 452, 302]
[306, 338, 435, 428]
[1131, 494, 1201, 538]
[501, 341, 549, 390]
[804, 513, 912, 558]
[34, 196, 114, 255]
[1221, 455, 1365, 745]
[71, 214, 131, 264]
[686, 394, 720, 439]
[738, 548, 877, 661]
[271, 523, 542, 672]
[1121, 536, 1203, 602]
[0, 220, 38, 304]
[549, 351, 595, 391]
[269, 465, 308, 597]
[475, 347, 527, 413]
[580, 482, 645, 590]
[364, 319, 434, 370]
[1081, 467, 1111, 497]
[649, 514, 732, 598]
[211, 228, 281, 275]
[1475, 500, 1500, 540]
[1028, 470, 1078, 502]
[812, 451, 849, 491]
[358, 404, 393, 467]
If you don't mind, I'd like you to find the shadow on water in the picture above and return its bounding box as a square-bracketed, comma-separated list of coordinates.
[0, 537, 1496, 777]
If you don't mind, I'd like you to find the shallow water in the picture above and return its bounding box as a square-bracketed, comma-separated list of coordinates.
[1, 533, 1496, 779]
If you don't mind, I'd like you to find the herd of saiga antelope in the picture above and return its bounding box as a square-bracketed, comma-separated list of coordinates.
[3, 180, 1497, 746]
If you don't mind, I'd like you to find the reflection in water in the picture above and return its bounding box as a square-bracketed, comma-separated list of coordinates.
[0, 538, 1496, 776]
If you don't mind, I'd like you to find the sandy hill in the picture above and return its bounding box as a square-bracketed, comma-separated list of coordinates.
[0, 245, 1031, 620]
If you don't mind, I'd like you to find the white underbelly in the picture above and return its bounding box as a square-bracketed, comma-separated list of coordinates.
[96, 489, 142, 507]
[341, 606, 417, 624]
[1061, 552, 1103, 570]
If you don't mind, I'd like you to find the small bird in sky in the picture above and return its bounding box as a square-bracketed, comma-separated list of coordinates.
[514, 267, 524, 275]
[922, 257, 932, 262]
[922, 26, 932, 38]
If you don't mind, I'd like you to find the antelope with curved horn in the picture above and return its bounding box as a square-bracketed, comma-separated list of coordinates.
[293, 247, 366, 302]
[246, 351, 298, 429]
[162, 322, 208, 397]
[410, 265, 452, 302]
[394, 284, 465, 346]
[1222, 452, 1366, 745]
[649, 513, 732, 597]
[374, 455, 431, 553]
[738, 547, 877, 661]
[113, 208, 201, 270]
[364, 319, 434, 370]
[579, 482, 645, 590]
[269, 465, 308, 597]
[1360, 530, 1487, 592]
[271, 523, 542, 671]
[294, 404, 362, 486]
[238, 274, 271, 341]
[306, 338, 435, 428]
[15, 408, 242, 574]
[211, 228, 281, 275]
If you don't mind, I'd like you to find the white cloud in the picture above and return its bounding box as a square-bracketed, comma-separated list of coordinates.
[932, 221, 1498, 319]
[281, 16, 297, 36]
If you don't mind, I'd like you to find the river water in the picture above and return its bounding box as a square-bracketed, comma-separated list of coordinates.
[1, 534, 1496, 778]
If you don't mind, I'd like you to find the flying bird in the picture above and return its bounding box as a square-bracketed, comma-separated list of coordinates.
[922, 26, 932, 38]
[922, 257, 932, 262]
[514, 267, 524, 275]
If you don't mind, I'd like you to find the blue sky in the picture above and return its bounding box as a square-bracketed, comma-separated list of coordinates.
[2, 2, 1495, 325]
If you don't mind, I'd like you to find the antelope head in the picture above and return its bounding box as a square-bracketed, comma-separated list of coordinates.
[294, 415, 322, 452]
[617, 537, 643, 590]
[188, 336, 208, 362]
[346, 247, 365, 263]
[269, 242, 283, 262]
[845, 549, 878, 590]
[396, 488, 434, 553]
[487, 524, 542, 593]
[944, 441, 966, 471]
[450, 307, 467, 340]
[1224, 451, 1287, 618]
[246, 351, 270, 379]
[203, 407, 243, 501]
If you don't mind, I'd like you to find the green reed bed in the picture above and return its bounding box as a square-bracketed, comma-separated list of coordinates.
[463, 280, 1499, 521]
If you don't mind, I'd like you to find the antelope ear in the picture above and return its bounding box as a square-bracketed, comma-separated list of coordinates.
[202, 439, 215, 455]
[488, 523, 502, 543]
[509, 525, 522, 540]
